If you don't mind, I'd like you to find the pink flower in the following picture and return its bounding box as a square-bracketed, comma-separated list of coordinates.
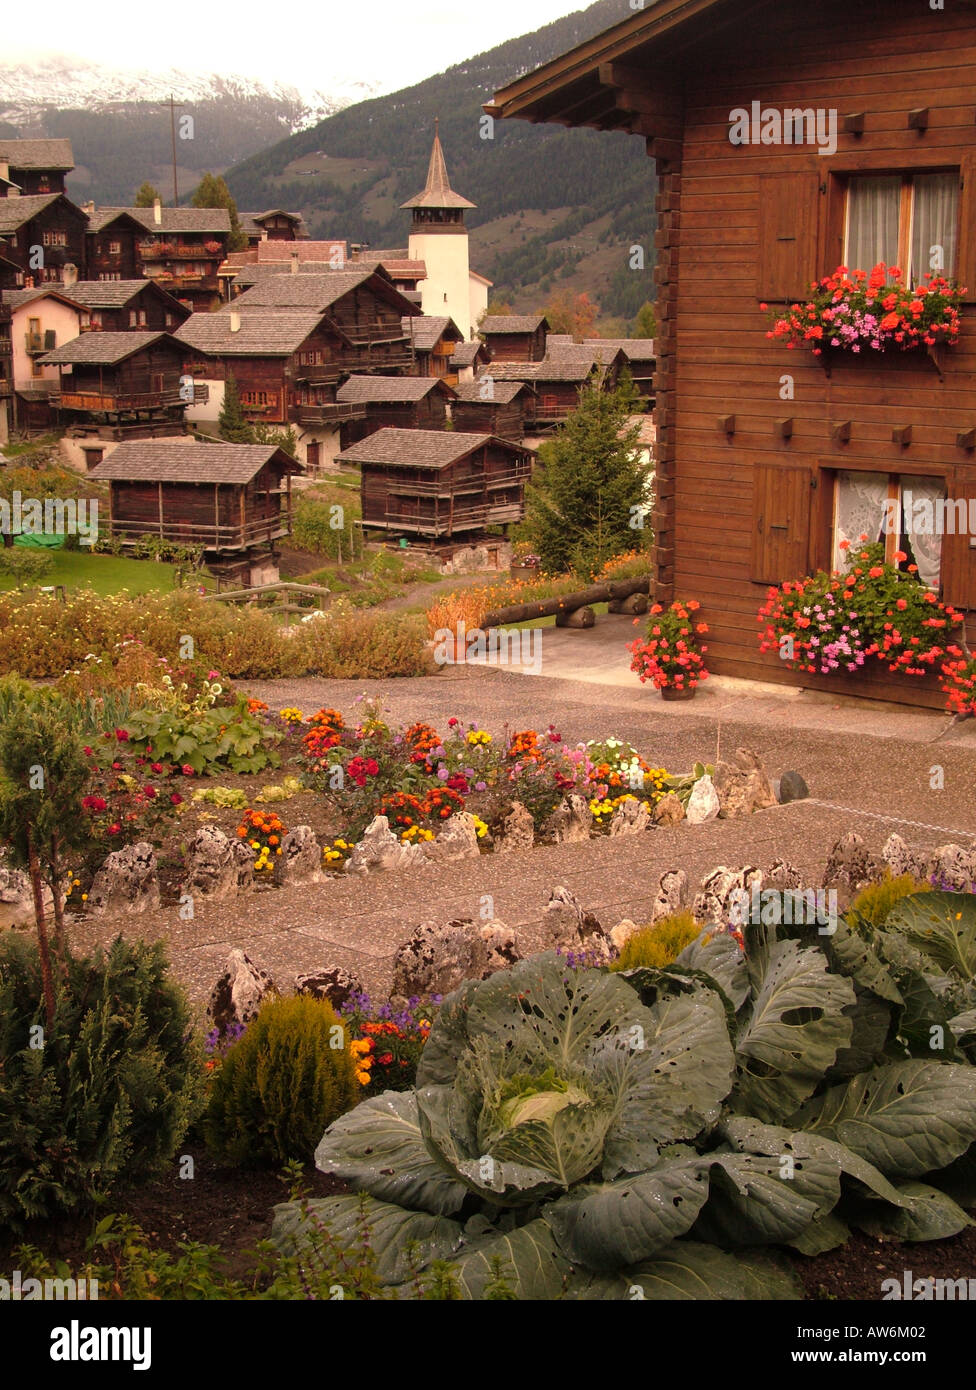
[182, 764, 195, 776]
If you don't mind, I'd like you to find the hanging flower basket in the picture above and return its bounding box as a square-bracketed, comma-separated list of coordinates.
[764, 263, 964, 360]
[628, 599, 709, 697]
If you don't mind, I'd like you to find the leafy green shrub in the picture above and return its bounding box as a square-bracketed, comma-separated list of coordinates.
[612, 912, 702, 970]
[848, 871, 932, 929]
[126, 695, 280, 776]
[292, 495, 360, 560]
[270, 914, 976, 1299]
[0, 935, 203, 1229]
[204, 996, 360, 1167]
[290, 604, 433, 679]
[0, 548, 54, 582]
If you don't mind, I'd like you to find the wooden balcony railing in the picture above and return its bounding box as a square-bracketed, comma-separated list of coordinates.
[51, 388, 185, 412]
[109, 514, 290, 549]
[292, 401, 366, 425]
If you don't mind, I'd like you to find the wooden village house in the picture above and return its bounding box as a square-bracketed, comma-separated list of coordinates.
[450, 338, 492, 383]
[451, 378, 532, 441]
[480, 314, 549, 363]
[489, 357, 603, 431]
[88, 439, 302, 583]
[68, 279, 190, 333]
[338, 427, 532, 539]
[86, 201, 231, 311]
[0, 139, 74, 196]
[489, 0, 976, 708]
[403, 314, 463, 382]
[39, 331, 188, 446]
[240, 210, 308, 245]
[0, 253, 17, 444]
[82, 208, 150, 282]
[0, 194, 88, 287]
[335, 375, 455, 449]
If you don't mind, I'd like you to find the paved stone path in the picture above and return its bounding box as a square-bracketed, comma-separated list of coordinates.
[69, 651, 976, 1009]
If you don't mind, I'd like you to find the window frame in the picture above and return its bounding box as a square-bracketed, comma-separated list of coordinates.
[843, 170, 959, 285]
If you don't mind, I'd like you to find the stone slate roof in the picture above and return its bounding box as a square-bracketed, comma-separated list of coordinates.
[39, 330, 173, 365]
[89, 439, 300, 484]
[481, 315, 548, 335]
[66, 280, 174, 309]
[229, 270, 377, 309]
[0, 138, 74, 171]
[90, 206, 231, 235]
[588, 337, 655, 359]
[337, 427, 522, 470]
[450, 340, 490, 366]
[336, 375, 454, 404]
[453, 379, 528, 404]
[176, 310, 323, 355]
[2, 287, 82, 311]
[0, 194, 63, 231]
[401, 315, 462, 351]
[487, 358, 600, 383]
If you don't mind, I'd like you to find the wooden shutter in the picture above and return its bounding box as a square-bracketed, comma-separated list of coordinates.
[757, 172, 821, 301]
[751, 462, 814, 583]
[941, 464, 976, 609]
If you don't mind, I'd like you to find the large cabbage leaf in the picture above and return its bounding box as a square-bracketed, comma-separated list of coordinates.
[314, 1091, 468, 1215]
[733, 939, 855, 1121]
[849, 1180, 972, 1242]
[675, 928, 750, 1010]
[692, 1150, 841, 1247]
[270, 1194, 463, 1287]
[885, 891, 976, 983]
[448, 1219, 572, 1299]
[546, 1154, 711, 1269]
[567, 1241, 801, 1300]
[789, 1060, 976, 1177]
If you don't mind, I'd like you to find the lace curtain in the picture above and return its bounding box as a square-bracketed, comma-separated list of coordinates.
[845, 176, 900, 272]
[833, 471, 887, 571]
[901, 473, 944, 591]
[910, 173, 959, 285]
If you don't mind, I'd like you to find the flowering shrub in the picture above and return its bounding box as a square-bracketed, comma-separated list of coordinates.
[764, 263, 965, 354]
[422, 785, 465, 821]
[758, 538, 964, 696]
[628, 600, 709, 692]
[77, 736, 184, 869]
[301, 708, 346, 775]
[278, 707, 304, 726]
[237, 808, 286, 874]
[941, 652, 976, 715]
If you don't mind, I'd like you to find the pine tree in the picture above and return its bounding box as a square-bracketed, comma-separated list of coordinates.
[633, 301, 657, 339]
[218, 373, 253, 443]
[191, 172, 248, 252]
[134, 182, 161, 208]
[521, 371, 646, 577]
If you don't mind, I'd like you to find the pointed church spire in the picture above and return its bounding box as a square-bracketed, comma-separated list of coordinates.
[400, 123, 476, 211]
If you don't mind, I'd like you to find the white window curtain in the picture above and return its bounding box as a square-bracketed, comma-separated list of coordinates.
[833, 471, 888, 570]
[901, 474, 945, 590]
[845, 176, 901, 272]
[910, 173, 959, 285]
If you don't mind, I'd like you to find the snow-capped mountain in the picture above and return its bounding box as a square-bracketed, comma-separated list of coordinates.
[0, 53, 378, 131]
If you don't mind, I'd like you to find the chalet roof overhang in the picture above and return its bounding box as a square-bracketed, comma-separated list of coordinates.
[485, 0, 749, 137]
[89, 440, 303, 484]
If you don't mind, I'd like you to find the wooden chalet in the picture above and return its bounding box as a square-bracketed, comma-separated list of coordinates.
[177, 306, 360, 426]
[336, 374, 455, 448]
[0, 254, 16, 442]
[84, 207, 151, 281]
[451, 378, 532, 441]
[403, 315, 463, 381]
[546, 335, 656, 410]
[88, 440, 301, 564]
[339, 427, 532, 539]
[39, 331, 187, 432]
[489, 0, 976, 708]
[230, 270, 420, 373]
[69, 279, 189, 332]
[488, 358, 601, 427]
[0, 139, 74, 196]
[0, 194, 88, 286]
[480, 314, 549, 363]
[240, 210, 308, 245]
[450, 338, 492, 382]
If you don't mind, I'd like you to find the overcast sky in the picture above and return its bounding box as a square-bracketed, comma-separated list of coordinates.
[6, 0, 581, 96]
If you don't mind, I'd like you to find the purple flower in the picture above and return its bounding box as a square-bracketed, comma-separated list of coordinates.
[475, 780, 487, 791]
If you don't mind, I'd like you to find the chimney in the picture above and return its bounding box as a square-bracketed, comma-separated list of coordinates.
[153, 197, 162, 226]
[290, 250, 300, 275]
[82, 199, 95, 217]
[62, 263, 78, 288]
[229, 310, 241, 333]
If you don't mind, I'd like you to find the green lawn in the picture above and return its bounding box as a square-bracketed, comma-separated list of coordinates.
[0, 549, 201, 597]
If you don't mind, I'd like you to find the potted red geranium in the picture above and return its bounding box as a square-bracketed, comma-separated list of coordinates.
[628, 599, 709, 699]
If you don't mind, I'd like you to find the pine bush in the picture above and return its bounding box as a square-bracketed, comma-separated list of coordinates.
[204, 995, 360, 1167]
[612, 911, 703, 971]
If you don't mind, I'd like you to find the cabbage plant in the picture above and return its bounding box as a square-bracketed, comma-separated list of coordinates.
[272, 900, 976, 1299]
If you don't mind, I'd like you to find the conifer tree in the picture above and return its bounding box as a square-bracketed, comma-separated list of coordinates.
[521, 370, 647, 576]
[218, 373, 253, 443]
[191, 173, 248, 251]
[134, 181, 161, 208]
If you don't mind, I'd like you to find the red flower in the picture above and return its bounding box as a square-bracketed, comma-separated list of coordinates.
[182, 764, 195, 776]
[170, 792, 183, 805]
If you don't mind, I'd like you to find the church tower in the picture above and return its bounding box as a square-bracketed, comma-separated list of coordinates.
[401, 122, 479, 339]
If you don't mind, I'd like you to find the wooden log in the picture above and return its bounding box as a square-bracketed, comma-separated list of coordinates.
[480, 575, 649, 628]
[608, 591, 649, 615]
[555, 606, 595, 628]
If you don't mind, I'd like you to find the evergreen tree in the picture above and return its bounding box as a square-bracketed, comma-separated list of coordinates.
[218, 374, 253, 443]
[521, 371, 646, 576]
[134, 181, 161, 207]
[191, 173, 248, 251]
[633, 301, 657, 339]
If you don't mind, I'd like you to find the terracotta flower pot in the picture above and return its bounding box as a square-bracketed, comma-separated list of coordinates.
[661, 685, 696, 701]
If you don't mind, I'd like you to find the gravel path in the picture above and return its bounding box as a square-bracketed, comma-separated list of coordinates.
[67, 661, 976, 1009]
